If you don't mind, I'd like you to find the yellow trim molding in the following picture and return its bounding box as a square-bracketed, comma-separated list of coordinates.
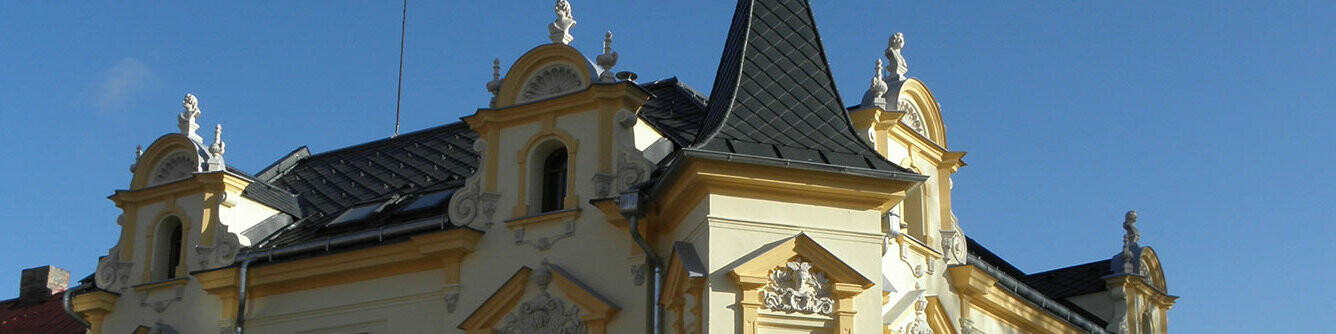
[459, 267, 533, 333]
[71, 290, 119, 334]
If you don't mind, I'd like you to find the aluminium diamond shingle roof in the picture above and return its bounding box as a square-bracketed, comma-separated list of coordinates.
[691, 0, 913, 176]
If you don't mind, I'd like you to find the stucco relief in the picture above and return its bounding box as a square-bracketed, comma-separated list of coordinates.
[940, 230, 966, 265]
[517, 64, 584, 104]
[449, 139, 501, 228]
[139, 286, 184, 313]
[502, 261, 587, 334]
[898, 99, 928, 138]
[901, 295, 934, 334]
[762, 259, 835, 315]
[195, 229, 240, 270]
[594, 110, 651, 198]
[513, 219, 576, 251]
[149, 152, 196, 187]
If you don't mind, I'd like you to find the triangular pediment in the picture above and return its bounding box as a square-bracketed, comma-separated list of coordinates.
[458, 262, 618, 333]
[731, 233, 873, 288]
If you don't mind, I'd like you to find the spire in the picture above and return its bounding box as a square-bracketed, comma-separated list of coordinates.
[486, 58, 502, 107]
[207, 124, 226, 172]
[178, 93, 202, 142]
[885, 32, 908, 81]
[862, 59, 889, 109]
[548, 0, 576, 44]
[596, 31, 618, 82]
[691, 0, 912, 175]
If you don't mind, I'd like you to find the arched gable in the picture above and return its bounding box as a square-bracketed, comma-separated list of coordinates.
[131, 133, 209, 190]
[893, 79, 948, 148]
[494, 44, 598, 108]
[1138, 247, 1168, 294]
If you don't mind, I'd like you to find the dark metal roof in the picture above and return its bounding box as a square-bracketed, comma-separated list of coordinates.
[691, 0, 912, 176]
[267, 122, 480, 222]
[1022, 259, 1114, 300]
[967, 237, 1110, 329]
[639, 78, 709, 146]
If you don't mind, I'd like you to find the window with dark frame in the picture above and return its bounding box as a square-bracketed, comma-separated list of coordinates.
[541, 147, 568, 213]
[166, 223, 182, 279]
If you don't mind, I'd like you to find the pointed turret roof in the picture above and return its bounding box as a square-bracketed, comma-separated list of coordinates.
[689, 0, 914, 177]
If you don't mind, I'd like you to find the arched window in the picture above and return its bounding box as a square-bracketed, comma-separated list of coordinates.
[153, 217, 184, 281]
[540, 147, 568, 213]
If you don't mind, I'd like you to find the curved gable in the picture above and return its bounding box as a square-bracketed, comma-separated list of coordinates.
[894, 79, 948, 148]
[131, 134, 208, 189]
[494, 44, 597, 108]
[1138, 246, 1168, 293]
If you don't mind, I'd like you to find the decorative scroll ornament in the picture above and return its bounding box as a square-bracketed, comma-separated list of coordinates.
[548, 0, 576, 44]
[596, 31, 618, 82]
[898, 99, 928, 137]
[206, 124, 226, 172]
[502, 260, 587, 334]
[95, 247, 133, 291]
[518, 64, 584, 103]
[885, 32, 908, 81]
[487, 58, 503, 107]
[1121, 210, 1140, 274]
[862, 59, 889, 109]
[448, 139, 501, 228]
[595, 110, 650, 197]
[901, 294, 934, 334]
[179, 93, 203, 142]
[195, 228, 240, 270]
[762, 259, 835, 315]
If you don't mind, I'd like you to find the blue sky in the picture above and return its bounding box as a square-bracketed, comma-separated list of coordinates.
[1, 1, 1331, 332]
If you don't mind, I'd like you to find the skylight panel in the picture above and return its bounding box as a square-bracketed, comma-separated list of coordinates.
[326, 201, 385, 227]
[398, 190, 453, 213]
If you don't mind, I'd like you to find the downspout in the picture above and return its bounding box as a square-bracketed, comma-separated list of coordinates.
[620, 191, 662, 334]
[234, 253, 253, 334]
[62, 284, 92, 328]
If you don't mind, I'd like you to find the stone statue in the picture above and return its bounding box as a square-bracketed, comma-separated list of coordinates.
[178, 93, 202, 142]
[885, 33, 908, 81]
[548, 0, 576, 44]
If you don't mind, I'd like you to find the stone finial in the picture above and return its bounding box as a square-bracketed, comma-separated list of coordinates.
[902, 293, 932, 334]
[487, 58, 503, 107]
[207, 124, 226, 172]
[862, 59, 889, 109]
[178, 93, 202, 142]
[548, 0, 576, 44]
[1120, 210, 1140, 274]
[885, 32, 908, 81]
[597, 31, 619, 82]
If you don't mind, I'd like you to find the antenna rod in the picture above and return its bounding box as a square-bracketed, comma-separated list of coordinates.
[393, 0, 407, 137]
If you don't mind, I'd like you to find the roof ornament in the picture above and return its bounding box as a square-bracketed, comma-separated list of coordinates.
[486, 58, 503, 107]
[1120, 210, 1140, 274]
[885, 32, 908, 81]
[596, 31, 619, 82]
[178, 93, 203, 143]
[548, 0, 576, 44]
[862, 59, 889, 109]
[901, 292, 933, 334]
[207, 124, 226, 172]
[130, 145, 143, 172]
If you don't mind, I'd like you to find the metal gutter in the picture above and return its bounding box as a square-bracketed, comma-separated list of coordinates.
[231, 216, 455, 266]
[966, 254, 1111, 334]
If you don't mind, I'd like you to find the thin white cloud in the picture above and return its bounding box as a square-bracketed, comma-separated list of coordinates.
[95, 57, 154, 112]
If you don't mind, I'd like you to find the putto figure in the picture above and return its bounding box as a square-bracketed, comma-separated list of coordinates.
[549, 0, 576, 44]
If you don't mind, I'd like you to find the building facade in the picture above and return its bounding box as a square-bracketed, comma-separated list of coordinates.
[69, 0, 1177, 333]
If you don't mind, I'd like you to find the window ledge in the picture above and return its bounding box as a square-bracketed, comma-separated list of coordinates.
[504, 208, 582, 229]
[899, 234, 943, 259]
[132, 277, 189, 293]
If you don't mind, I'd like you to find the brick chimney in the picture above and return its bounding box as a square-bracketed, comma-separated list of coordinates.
[18, 265, 69, 305]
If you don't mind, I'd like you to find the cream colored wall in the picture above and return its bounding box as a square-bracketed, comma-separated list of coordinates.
[245, 270, 445, 334]
[701, 194, 885, 333]
[968, 308, 1024, 334]
[222, 196, 282, 245]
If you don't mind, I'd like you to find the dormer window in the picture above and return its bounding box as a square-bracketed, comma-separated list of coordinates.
[540, 147, 568, 213]
[153, 216, 185, 281]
